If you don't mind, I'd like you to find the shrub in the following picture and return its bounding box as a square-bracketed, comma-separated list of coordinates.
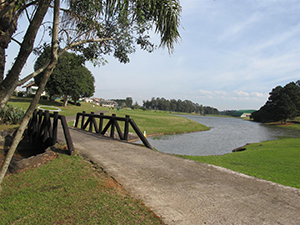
[27, 93, 35, 98]
[40, 95, 48, 100]
[17, 91, 24, 97]
[0, 105, 26, 125]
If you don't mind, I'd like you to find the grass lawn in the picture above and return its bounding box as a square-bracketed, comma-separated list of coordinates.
[278, 123, 300, 130]
[178, 138, 300, 189]
[111, 108, 209, 134]
[0, 152, 164, 224]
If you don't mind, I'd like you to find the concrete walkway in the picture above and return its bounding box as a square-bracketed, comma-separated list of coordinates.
[58, 127, 300, 225]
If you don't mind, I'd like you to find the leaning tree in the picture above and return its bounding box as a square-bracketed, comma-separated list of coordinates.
[0, 0, 182, 189]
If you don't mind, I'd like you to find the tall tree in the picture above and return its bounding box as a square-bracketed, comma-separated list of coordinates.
[251, 80, 300, 123]
[34, 49, 95, 106]
[125, 97, 133, 108]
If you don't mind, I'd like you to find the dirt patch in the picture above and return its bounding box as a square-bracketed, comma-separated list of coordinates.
[7, 146, 58, 174]
[1, 129, 60, 175]
[267, 122, 295, 126]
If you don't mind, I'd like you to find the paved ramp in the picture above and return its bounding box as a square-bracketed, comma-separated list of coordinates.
[59, 127, 300, 224]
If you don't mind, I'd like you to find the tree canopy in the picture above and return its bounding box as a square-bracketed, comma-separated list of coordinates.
[0, 0, 182, 108]
[34, 48, 95, 106]
[251, 80, 300, 123]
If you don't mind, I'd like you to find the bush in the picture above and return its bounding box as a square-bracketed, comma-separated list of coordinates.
[17, 91, 24, 97]
[40, 95, 48, 100]
[27, 93, 35, 98]
[0, 105, 26, 125]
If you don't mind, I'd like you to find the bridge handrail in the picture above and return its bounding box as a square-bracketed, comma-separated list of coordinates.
[27, 109, 75, 155]
[74, 111, 153, 149]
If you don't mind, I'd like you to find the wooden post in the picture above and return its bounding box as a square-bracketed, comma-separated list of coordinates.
[110, 114, 116, 138]
[81, 111, 86, 129]
[129, 119, 153, 149]
[37, 110, 43, 137]
[124, 115, 130, 141]
[42, 110, 50, 143]
[74, 113, 80, 128]
[99, 113, 104, 134]
[52, 112, 59, 145]
[89, 112, 94, 132]
[28, 109, 38, 145]
[60, 115, 75, 155]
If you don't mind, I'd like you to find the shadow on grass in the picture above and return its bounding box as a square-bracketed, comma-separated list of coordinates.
[9, 97, 63, 106]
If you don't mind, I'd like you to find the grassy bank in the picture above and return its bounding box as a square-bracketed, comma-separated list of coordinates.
[0, 152, 164, 224]
[178, 138, 300, 189]
[113, 109, 209, 134]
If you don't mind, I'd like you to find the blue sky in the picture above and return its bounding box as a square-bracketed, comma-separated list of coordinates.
[9, 0, 300, 111]
[87, 0, 300, 110]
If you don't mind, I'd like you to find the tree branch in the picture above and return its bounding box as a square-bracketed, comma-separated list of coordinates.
[18, 61, 50, 86]
[17, 37, 113, 86]
[60, 37, 114, 54]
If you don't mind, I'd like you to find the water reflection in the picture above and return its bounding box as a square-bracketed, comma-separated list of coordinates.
[146, 115, 300, 156]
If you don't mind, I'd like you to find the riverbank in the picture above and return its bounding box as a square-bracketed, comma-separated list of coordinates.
[178, 137, 300, 189]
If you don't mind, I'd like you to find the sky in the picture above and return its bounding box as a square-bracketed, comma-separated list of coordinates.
[8, 0, 300, 111]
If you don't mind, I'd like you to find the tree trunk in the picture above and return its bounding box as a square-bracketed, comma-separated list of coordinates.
[0, 0, 60, 191]
[63, 95, 68, 107]
[0, 0, 16, 83]
[0, 0, 51, 109]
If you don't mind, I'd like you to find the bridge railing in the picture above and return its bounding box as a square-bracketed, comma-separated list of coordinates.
[27, 109, 74, 155]
[74, 111, 153, 149]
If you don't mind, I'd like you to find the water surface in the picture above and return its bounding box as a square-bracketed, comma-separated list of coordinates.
[146, 115, 300, 156]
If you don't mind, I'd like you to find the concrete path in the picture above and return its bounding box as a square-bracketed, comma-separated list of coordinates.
[58, 127, 300, 225]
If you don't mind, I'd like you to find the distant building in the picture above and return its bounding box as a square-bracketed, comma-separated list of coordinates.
[84, 98, 94, 103]
[232, 110, 256, 118]
[101, 100, 118, 108]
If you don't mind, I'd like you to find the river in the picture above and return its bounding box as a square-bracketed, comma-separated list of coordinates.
[145, 115, 300, 156]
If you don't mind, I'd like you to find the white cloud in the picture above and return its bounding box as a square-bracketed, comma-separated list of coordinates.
[250, 92, 268, 98]
[219, 13, 261, 41]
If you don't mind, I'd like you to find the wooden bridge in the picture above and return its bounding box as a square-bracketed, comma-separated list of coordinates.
[26, 110, 152, 155]
[74, 111, 152, 149]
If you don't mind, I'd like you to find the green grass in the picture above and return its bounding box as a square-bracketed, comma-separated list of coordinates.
[0, 152, 164, 224]
[178, 138, 300, 189]
[111, 109, 209, 134]
[278, 123, 300, 130]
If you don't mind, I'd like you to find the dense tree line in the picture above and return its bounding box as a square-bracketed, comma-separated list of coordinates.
[251, 80, 300, 123]
[143, 97, 219, 115]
